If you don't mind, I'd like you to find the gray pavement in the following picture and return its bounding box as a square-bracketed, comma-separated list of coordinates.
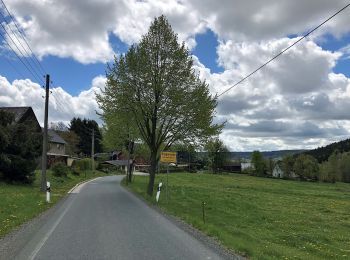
[9, 176, 229, 260]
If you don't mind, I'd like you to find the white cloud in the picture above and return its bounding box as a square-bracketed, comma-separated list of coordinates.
[187, 0, 350, 42]
[193, 36, 350, 151]
[0, 75, 105, 126]
[5, 0, 350, 63]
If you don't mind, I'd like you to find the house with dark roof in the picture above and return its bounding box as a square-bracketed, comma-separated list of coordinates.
[48, 129, 67, 156]
[0, 106, 41, 131]
[0, 106, 70, 166]
[47, 129, 69, 166]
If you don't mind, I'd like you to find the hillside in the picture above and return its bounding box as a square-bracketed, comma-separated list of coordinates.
[304, 138, 350, 162]
[233, 150, 304, 160]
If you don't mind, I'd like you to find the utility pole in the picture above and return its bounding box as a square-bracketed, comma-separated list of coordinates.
[126, 135, 131, 185]
[91, 128, 95, 173]
[41, 74, 50, 192]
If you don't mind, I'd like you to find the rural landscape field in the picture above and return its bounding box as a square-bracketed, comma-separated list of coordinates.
[128, 173, 350, 259]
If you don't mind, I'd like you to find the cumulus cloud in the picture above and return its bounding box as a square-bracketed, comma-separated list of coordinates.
[194, 36, 350, 150]
[187, 0, 350, 41]
[5, 0, 350, 63]
[0, 75, 105, 126]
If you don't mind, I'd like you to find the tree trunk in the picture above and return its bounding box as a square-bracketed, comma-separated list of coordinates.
[147, 152, 157, 196]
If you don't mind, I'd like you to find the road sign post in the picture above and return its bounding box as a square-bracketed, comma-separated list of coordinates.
[156, 182, 162, 202]
[160, 151, 177, 204]
[166, 164, 169, 203]
[46, 181, 51, 203]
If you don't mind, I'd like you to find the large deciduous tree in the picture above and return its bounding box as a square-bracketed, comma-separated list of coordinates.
[97, 16, 221, 195]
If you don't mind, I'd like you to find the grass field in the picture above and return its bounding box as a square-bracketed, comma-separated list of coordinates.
[127, 173, 350, 259]
[0, 170, 112, 238]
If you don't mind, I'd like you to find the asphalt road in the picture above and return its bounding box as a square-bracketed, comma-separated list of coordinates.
[9, 176, 229, 260]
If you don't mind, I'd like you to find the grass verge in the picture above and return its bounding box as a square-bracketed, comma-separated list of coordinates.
[0, 170, 114, 238]
[126, 173, 350, 259]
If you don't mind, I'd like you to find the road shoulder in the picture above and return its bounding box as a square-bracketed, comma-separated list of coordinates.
[122, 181, 245, 260]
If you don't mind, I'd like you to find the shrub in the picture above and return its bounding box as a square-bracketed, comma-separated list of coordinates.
[72, 158, 93, 171]
[293, 154, 319, 180]
[71, 167, 81, 176]
[51, 162, 70, 177]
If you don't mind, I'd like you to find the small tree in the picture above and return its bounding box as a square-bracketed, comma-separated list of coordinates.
[204, 138, 229, 174]
[265, 158, 275, 176]
[281, 154, 295, 178]
[251, 151, 266, 176]
[293, 154, 319, 180]
[339, 152, 350, 182]
[97, 16, 221, 195]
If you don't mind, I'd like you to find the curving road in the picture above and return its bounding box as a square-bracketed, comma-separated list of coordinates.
[6, 176, 232, 260]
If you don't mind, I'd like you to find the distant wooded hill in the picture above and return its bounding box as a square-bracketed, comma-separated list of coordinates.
[191, 150, 304, 162]
[232, 150, 305, 160]
[304, 138, 350, 163]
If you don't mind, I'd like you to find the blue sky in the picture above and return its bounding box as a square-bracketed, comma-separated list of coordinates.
[193, 29, 224, 74]
[318, 33, 350, 77]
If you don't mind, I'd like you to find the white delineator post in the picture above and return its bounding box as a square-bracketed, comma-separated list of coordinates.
[46, 181, 51, 203]
[156, 182, 162, 202]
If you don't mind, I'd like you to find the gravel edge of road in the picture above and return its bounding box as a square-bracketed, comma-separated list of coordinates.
[122, 181, 246, 260]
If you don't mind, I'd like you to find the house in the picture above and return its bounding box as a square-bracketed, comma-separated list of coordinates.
[272, 162, 298, 179]
[272, 163, 284, 178]
[0, 106, 71, 166]
[241, 162, 253, 171]
[0, 106, 41, 131]
[47, 129, 69, 166]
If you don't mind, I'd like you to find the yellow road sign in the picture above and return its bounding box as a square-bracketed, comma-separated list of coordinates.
[160, 151, 177, 163]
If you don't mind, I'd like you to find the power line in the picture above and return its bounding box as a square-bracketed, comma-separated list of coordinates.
[0, 22, 44, 84]
[0, 7, 44, 77]
[50, 90, 68, 113]
[0, 44, 26, 79]
[0, 29, 44, 85]
[217, 3, 350, 98]
[0, 0, 47, 75]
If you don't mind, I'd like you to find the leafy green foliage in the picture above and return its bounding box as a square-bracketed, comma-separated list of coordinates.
[97, 15, 222, 195]
[0, 110, 42, 183]
[69, 118, 102, 155]
[281, 154, 295, 179]
[51, 162, 70, 177]
[204, 138, 229, 173]
[293, 154, 319, 180]
[320, 151, 350, 183]
[251, 151, 266, 176]
[72, 158, 92, 171]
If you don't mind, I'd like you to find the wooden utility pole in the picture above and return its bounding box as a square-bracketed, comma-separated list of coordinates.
[41, 74, 50, 192]
[91, 128, 95, 173]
